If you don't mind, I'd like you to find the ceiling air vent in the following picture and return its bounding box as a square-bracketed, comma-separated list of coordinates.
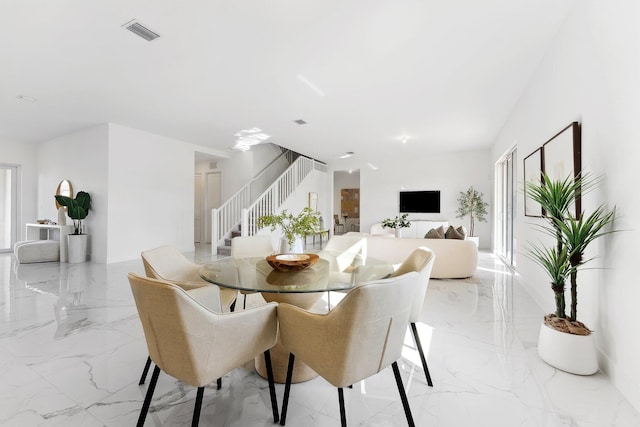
[294, 119, 307, 125]
[122, 19, 160, 42]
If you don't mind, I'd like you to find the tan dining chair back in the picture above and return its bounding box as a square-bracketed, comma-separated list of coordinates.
[230, 235, 275, 258]
[141, 245, 237, 310]
[128, 273, 280, 425]
[230, 236, 274, 309]
[390, 246, 436, 387]
[390, 246, 435, 322]
[278, 271, 420, 426]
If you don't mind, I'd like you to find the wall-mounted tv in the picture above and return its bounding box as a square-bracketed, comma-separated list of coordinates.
[399, 191, 440, 213]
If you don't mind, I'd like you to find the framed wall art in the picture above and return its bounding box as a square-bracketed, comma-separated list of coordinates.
[308, 192, 318, 212]
[542, 122, 582, 216]
[523, 147, 544, 217]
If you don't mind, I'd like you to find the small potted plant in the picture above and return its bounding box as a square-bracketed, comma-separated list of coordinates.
[55, 191, 91, 263]
[456, 186, 488, 246]
[381, 213, 411, 238]
[525, 172, 617, 375]
[258, 207, 323, 253]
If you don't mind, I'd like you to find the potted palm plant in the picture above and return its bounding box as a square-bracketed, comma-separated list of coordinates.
[258, 207, 323, 253]
[525, 172, 616, 374]
[55, 191, 91, 263]
[381, 213, 411, 237]
[456, 186, 488, 246]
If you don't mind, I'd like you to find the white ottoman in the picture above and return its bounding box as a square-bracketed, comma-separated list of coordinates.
[14, 240, 60, 263]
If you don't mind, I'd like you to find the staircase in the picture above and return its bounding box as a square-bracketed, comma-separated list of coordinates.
[216, 229, 241, 257]
[213, 150, 327, 256]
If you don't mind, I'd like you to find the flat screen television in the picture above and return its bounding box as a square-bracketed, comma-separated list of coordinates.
[399, 191, 440, 213]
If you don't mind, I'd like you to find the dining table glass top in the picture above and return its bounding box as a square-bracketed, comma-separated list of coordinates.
[199, 250, 394, 294]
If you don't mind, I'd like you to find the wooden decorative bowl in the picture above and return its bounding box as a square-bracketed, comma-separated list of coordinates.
[266, 253, 319, 272]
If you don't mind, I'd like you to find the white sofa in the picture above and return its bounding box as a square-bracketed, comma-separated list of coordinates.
[347, 234, 478, 279]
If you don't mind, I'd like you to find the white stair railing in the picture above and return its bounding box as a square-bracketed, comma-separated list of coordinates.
[241, 157, 326, 237]
[211, 154, 327, 248]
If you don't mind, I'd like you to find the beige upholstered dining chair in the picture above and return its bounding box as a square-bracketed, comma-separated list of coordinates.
[390, 247, 436, 387]
[128, 273, 280, 426]
[137, 245, 238, 386]
[230, 235, 275, 309]
[278, 271, 420, 426]
[141, 245, 238, 311]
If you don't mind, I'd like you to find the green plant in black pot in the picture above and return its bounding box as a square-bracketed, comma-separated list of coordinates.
[55, 191, 91, 235]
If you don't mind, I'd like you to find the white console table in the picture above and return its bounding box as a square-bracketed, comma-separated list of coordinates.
[25, 223, 74, 262]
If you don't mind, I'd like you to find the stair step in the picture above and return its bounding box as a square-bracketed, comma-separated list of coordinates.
[217, 245, 231, 257]
[231, 230, 241, 237]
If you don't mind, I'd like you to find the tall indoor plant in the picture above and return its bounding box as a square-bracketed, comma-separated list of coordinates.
[55, 191, 91, 263]
[525, 172, 616, 374]
[456, 186, 488, 240]
[258, 207, 323, 253]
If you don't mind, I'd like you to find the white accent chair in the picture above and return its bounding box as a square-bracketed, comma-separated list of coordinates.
[14, 240, 60, 263]
[128, 273, 280, 426]
[278, 271, 420, 426]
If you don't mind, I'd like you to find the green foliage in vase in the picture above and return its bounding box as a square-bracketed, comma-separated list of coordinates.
[257, 207, 323, 246]
[381, 213, 411, 229]
[54, 191, 91, 235]
[456, 187, 488, 237]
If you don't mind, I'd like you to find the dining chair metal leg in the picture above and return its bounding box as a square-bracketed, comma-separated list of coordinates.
[264, 350, 280, 423]
[392, 362, 415, 427]
[410, 322, 433, 387]
[139, 356, 152, 385]
[279, 353, 296, 426]
[192, 386, 204, 427]
[137, 365, 161, 427]
[338, 387, 347, 427]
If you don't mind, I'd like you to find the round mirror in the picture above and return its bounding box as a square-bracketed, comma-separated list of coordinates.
[55, 179, 73, 209]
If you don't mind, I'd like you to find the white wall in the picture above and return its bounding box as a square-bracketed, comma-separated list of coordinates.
[491, 0, 640, 410]
[107, 124, 196, 263]
[216, 143, 283, 200]
[37, 125, 109, 261]
[0, 137, 38, 241]
[332, 149, 493, 248]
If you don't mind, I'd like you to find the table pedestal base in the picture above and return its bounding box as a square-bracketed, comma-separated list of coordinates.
[257, 292, 323, 383]
[256, 338, 317, 383]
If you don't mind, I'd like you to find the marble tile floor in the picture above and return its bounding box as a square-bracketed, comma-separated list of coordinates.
[1, 249, 639, 427]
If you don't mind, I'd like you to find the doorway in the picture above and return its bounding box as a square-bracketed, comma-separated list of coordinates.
[495, 148, 517, 266]
[333, 170, 360, 235]
[0, 164, 18, 253]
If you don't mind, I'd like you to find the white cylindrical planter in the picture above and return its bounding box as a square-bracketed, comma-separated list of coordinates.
[67, 234, 88, 263]
[279, 236, 304, 254]
[537, 322, 598, 375]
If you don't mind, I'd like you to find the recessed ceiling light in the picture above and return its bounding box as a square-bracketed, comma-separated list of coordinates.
[339, 151, 355, 159]
[294, 119, 307, 125]
[17, 95, 37, 102]
[401, 136, 408, 144]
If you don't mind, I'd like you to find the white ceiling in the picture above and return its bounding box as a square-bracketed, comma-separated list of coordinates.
[0, 0, 578, 162]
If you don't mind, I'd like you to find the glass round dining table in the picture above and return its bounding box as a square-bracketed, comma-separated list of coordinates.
[199, 250, 394, 383]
